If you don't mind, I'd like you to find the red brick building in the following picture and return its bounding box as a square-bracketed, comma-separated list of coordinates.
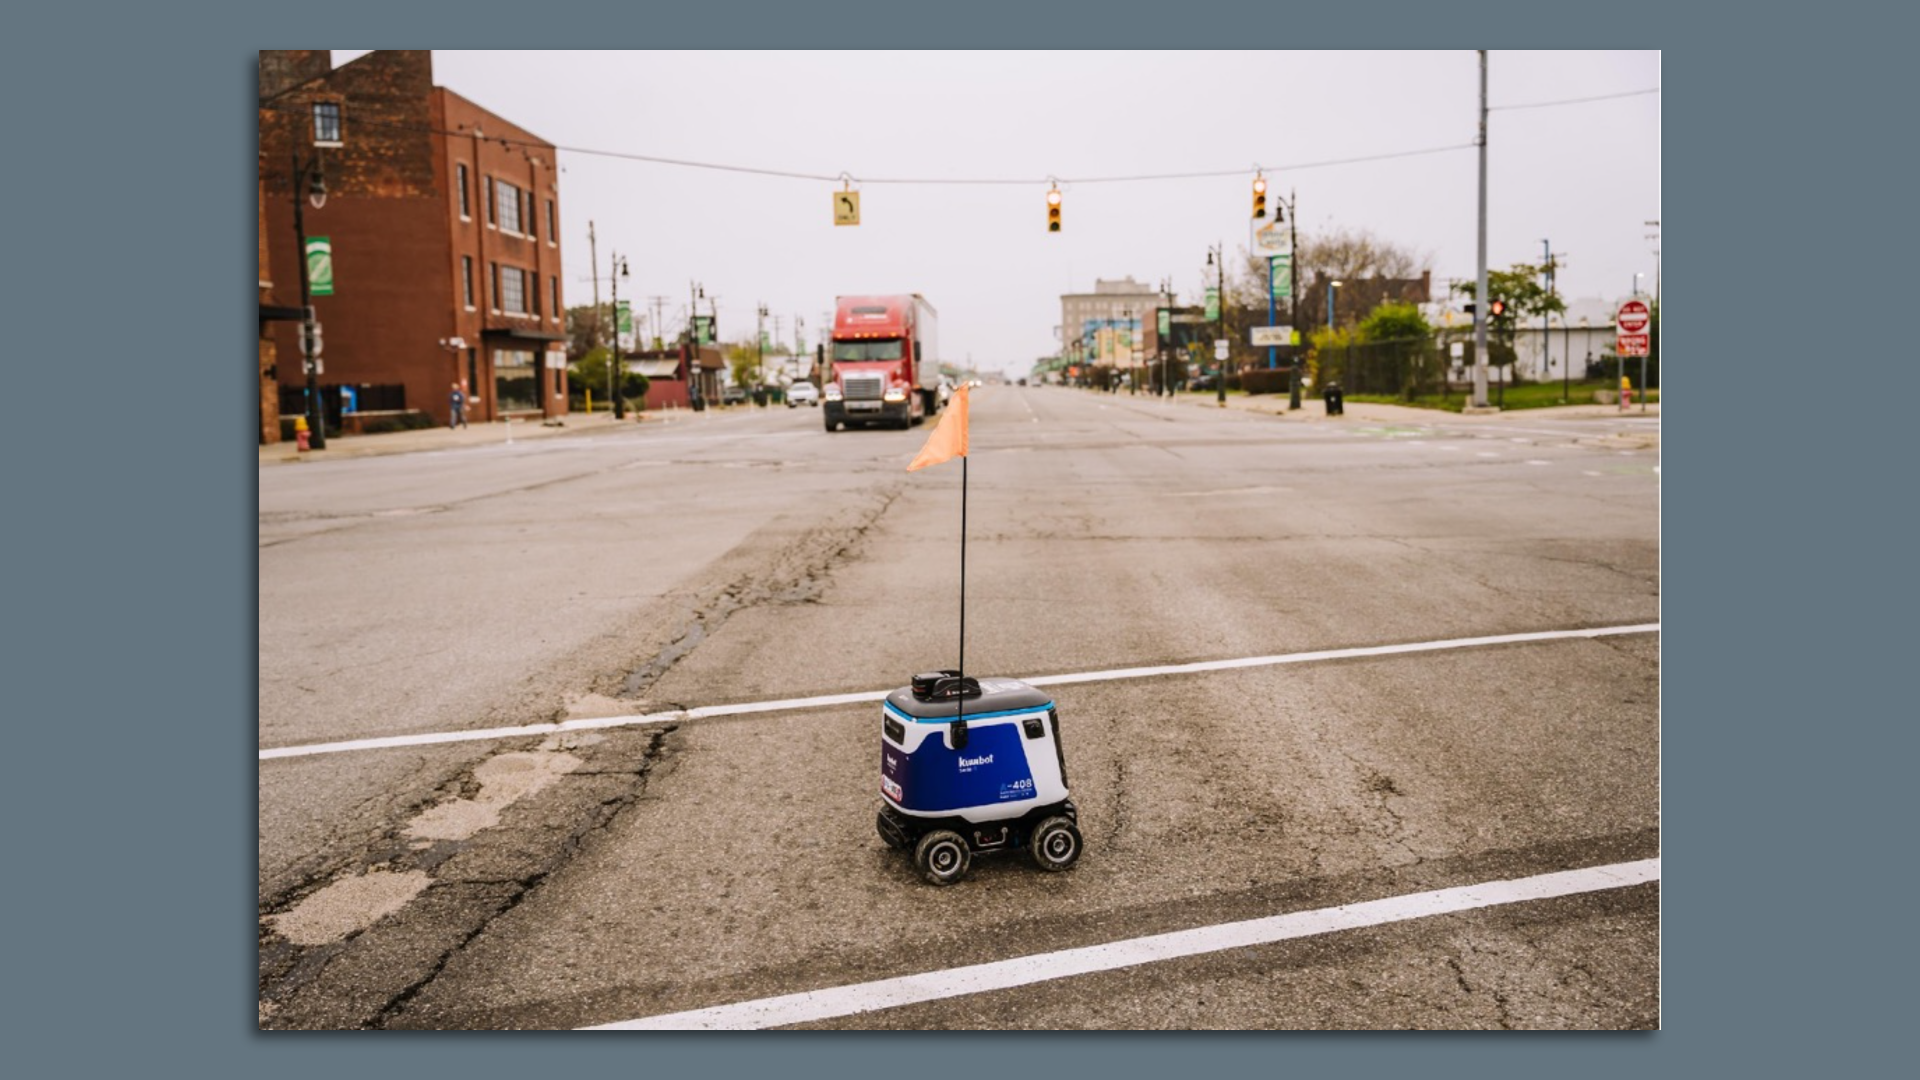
[258, 50, 569, 441]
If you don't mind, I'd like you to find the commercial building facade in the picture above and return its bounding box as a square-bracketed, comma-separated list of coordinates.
[258, 50, 568, 441]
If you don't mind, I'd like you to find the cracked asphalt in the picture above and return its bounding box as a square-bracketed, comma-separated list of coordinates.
[259, 387, 1659, 1029]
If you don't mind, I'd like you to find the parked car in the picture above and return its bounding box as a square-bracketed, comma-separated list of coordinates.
[787, 382, 820, 407]
[722, 385, 748, 406]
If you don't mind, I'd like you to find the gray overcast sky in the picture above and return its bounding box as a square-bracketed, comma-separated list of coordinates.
[336, 50, 1659, 378]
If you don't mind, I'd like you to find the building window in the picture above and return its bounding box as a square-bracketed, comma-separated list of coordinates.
[524, 190, 536, 241]
[500, 266, 527, 314]
[530, 268, 541, 316]
[462, 256, 474, 309]
[457, 164, 471, 219]
[496, 180, 522, 235]
[312, 102, 342, 146]
[550, 276, 560, 322]
[546, 200, 557, 244]
[487, 179, 496, 226]
[490, 262, 500, 311]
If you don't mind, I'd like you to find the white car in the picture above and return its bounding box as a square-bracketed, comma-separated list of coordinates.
[787, 382, 820, 407]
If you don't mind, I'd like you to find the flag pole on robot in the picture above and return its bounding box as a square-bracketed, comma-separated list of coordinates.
[906, 384, 972, 722]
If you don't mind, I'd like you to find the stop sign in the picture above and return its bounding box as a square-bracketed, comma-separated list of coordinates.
[1617, 299, 1650, 333]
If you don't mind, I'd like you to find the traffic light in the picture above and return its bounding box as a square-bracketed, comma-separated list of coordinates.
[1047, 186, 1062, 233]
[1252, 176, 1267, 219]
[1489, 299, 1508, 319]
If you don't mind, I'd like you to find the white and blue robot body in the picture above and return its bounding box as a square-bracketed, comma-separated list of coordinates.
[876, 671, 1083, 885]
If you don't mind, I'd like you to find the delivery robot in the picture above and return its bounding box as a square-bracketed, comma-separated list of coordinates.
[876, 670, 1083, 885]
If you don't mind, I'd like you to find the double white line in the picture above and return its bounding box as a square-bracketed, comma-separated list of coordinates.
[261, 624, 1657, 762]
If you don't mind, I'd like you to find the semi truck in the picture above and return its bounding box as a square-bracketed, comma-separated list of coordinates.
[823, 294, 942, 431]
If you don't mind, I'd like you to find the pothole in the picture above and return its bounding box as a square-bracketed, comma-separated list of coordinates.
[268, 869, 432, 946]
[405, 750, 582, 842]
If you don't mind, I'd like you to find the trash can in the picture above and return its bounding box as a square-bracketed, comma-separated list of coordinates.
[1323, 383, 1344, 416]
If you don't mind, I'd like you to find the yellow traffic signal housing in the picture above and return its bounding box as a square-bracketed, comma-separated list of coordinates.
[1047, 187, 1062, 233]
[1252, 176, 1268, 218]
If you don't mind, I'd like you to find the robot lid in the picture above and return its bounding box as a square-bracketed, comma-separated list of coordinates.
[885, 676, 1053, 722]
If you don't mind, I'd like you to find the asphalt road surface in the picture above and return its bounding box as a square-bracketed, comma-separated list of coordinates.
[259, 387, 1660, 1029]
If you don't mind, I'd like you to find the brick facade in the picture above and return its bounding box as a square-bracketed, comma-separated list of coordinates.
[257, 51, 567, 439]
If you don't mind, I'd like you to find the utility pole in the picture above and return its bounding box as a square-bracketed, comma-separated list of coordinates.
[756, 303, 768, 403]
[588, 222, 604, 415]
[1209, 242, 1226, 405]
[1472, 49, 1491, 410]
[1542, 239, 1554, 400]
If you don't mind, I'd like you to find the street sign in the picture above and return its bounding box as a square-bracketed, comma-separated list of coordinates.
[1450, 341, 1464, 359]
[1616, 299, 1651, 357]
[1214, 340, 1229, 361]
[1250, 326, 1293, 347]
[1254, 219, 1291, 256]
[301, 322, 323, 359]
[833, 190, 860, 226]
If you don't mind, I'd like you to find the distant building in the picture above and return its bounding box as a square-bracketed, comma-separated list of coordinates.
[258, 50, 569, 441]
[1059, 277, 1165, 372]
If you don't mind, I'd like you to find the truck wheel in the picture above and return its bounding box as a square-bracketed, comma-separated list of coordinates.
[914, 830, 971, 886]
[1028, 816, 1082, 872]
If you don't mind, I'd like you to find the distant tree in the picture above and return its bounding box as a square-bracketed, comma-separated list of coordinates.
[1452, 262, 1566, 329]
[569, 346, 648, 408]
[565, 304, 606, 362]
[1359, 302, 1431, 343]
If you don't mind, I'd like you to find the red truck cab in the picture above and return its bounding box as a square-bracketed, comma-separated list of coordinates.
[824, 294, 942, 431]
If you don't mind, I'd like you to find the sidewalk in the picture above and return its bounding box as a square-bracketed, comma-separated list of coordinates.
[1106, 388, 1659, 446]
[258, 407, 690, 466]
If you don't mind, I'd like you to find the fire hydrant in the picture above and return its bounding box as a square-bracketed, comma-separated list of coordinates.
[294, 415, 310, 452]
[1619, 375, 1634, 409]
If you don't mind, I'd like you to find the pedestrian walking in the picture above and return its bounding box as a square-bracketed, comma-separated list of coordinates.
[450, 383, 468, 428]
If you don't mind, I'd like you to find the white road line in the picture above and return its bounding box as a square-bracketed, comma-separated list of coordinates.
[259, 624, 1657, 761]
[585, 857, 1661, 1029]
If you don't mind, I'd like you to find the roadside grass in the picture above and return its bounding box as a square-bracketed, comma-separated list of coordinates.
[1346, 380, 1659, 413]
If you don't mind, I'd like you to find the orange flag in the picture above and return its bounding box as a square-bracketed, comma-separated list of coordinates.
[907, 384, 970, 471]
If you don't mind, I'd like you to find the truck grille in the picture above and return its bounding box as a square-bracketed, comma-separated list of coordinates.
[843, 373, 884, 401]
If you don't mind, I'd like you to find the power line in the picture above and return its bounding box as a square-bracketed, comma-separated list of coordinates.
[260, 100, 1475, 187]
[1491, 87, 1659, 112]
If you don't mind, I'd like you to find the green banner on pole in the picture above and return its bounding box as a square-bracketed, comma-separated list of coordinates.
[1205, 286, 1219, 322]
[1158, 309, 1170, 338]
[694, 315, 714, 345]
[617, 300, 632, 335]
[305, 236, 334, 296]
[1270, 254, 1292, 301]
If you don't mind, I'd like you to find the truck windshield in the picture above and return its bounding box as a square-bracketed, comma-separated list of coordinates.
[833, 339, 902, 362]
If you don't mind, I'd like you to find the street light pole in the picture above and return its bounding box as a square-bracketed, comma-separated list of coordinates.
[1282, 189, 1301, 410]
[289, 148, 328, 450]
[610, 251, 627, 419]
[1208, 243, 1226, 405]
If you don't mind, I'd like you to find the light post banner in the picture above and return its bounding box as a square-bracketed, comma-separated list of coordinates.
[1205, 286, 1219, 323]
[617, 300, 632, 348]
[1158, 309, 1170, 338]
[1270, 254, 1292, 301]
[305, 236, 334, 296]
